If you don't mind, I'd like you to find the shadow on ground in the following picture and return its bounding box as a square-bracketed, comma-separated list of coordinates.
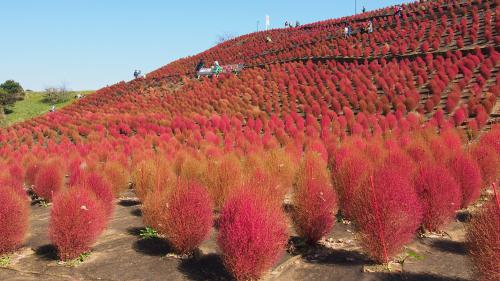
[377, 272, 470, 281]
[306, 248, 369, 266]
[34, 244, 58, 261]
[130, 208, 142, 217]
[119, 199, 141, 207]
[126, 227, 174, 256]
[430, 240, 467, 255]
[178, 253, 232, 281]
[456, 211, 472, 223]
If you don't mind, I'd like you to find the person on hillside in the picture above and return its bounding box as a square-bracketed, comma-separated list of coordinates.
[50, 105, 56, 112]
[394, 5, 403, 18]
[368, 20, 373, 33]
[285, 21, 289, 27]
[344, 25, 349, 38]
[362, 6, 366, 13]
[212, 61, 223, 77]
[195, 59, 205, 73]
[295, 21, 300, 28]
[266, 35, 273, 43]
[133, 70, 141, 79]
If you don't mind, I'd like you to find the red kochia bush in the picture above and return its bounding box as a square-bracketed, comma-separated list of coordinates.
[33, 161, 64, 202]
[471, 145, 499, 186]
[218, 190, 288, 281]
[332, 150, 372, 220]
[466, 199, 500, 281]
[156, 181, 213, 255]
[449, 154, 483, 208]
[78, 172, 115, 218]
[414, 164, 461, 231]
[292, 177, 337, 244]
[49, 188, 107, 261]
[0, 188, 29, 254]
[353, 167, 422, 264]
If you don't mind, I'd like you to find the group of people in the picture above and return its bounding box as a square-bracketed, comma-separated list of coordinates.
[285, 21, 300, 28]
[343, 24, 353, 38]
[343, 20, 374, 38]
[195, 59, 222, 78]
[133, 70, 144, 79]
[394, 5, 404, 18]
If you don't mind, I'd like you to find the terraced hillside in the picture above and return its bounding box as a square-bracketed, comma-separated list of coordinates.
[0, 1, 498, 281]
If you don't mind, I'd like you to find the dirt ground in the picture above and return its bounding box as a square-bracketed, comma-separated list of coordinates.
[0, 192, 476, 281]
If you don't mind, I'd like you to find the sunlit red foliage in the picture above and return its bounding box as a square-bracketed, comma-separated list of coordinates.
[0, 188, 29, 254]
[466, 197, 500, 281]
[353, 167, 422, 264]
[49, 188, 107, 261]
[218, 190, 288, 281]
[33, 160, 65, 202]
[414, 163, 461, 231]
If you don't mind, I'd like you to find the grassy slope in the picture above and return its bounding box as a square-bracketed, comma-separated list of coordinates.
[4, 91, 93, 125]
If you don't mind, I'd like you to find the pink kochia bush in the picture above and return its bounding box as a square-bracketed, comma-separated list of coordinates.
[33, 161, 64, 202]
[292, 177, 337, 244]
[49, 188, 107, 261]
[0, 188, 30, 254]
[77, 172, 115, 218]
[353, 166, 422, 264]
[466, 194, 500, 281]
[414, 164, 461, 231]
[156, 181, 213, 255]
[218, 190, 288, 280]
[449, 154, 483, 208]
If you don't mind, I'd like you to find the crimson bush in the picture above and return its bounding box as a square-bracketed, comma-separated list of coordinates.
[414, 164, 461, 231]
[33, 161, 64, 202]
[218, 190, 288, 280]
[466, 200, 500, 281]
[332, 150, 372, 219]
[0, 188, 29, 254]
[156, 181, 213, 255]
[472, 145, 499, 186]
[353, 167, 422, 264]
[78, 172, 115, 218]
[49, 188, 107, 261]
[449, 154, 483, 208]
[292, 176, 337, 244]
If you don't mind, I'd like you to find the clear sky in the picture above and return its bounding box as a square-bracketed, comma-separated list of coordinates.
[0, 0, 412, 91]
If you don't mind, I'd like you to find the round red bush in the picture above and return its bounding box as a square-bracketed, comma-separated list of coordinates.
[78, 172, 115, 218]
[353, 166, 422, 264]
[466, 201, 500, 281]
[415, 164, 461, 231]
[292, 177, 337, 244]
[332, 150, 372, 220]
[472, 146, 499, 187]
[156, 181, 213, 254]
[449, 154, 483, 208]
[218, 190, 288, 281]
[49, 188, 107, 261]
[33, 161, 64, 202]
[0, 188, 29, 254]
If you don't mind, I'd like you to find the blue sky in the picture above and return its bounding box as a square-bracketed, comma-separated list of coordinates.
[0, 0, 412, 91]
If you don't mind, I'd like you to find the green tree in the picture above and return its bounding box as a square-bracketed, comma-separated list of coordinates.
[1, 80, 23, 94]
[0, 80, 25, 102]
[0, 88, 16, 109]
